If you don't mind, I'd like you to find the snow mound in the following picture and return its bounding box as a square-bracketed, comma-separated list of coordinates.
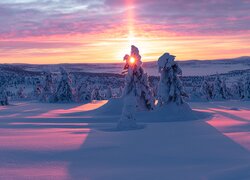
[89, 99, 210, 123]
[137, 102, 208, 122]
[89, 98, 124, 116]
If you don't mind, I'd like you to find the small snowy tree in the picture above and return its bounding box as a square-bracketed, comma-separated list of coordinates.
[76, 82, 91, 102]
[117, 87, 123, 98]
[40, 71, 54, 102]
[231, 80, 244, 99]
[91, 87, 103, 100]
[33, 83, 42, 98]
[53, 68, 73, 102]
[0, 86, 9, 105]
[17, 87, 26, 99]
[212, 74, 226, 100]
[105, 87, 112, 99]
[200, 77, 212, 101]
[157, 53, 188, 106]
[243, 74, 250, 100]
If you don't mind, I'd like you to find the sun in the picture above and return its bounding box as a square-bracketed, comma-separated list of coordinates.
[130, 57, 135, 64]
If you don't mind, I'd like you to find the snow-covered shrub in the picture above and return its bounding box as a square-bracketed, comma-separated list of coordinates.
[157, 52, 188, 106]
[53, 68, 74, 102]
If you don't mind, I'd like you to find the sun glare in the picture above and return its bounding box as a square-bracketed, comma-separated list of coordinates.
[130, 57, 135, 64]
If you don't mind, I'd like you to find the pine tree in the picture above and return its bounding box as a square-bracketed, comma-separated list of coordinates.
[91, 87, 102, 100]
[76, 82, 91, 102]
[157, 53, 188, 106]
[117, 87, 123, 98]
[200, 77, 212, 101]
[121, 45, 154, 111]
[117, 45, 139, 129]
[53, 68, 73, 102]
[231, 81, 244, 100]
[17, 87, 26, 99]
[212, 74, 226, 100]
[243, 74, 250, 99]
[33, 83, 42, 98]
[105, 87, 112, 99]
[0, 86, 9, 106]
[40, 71, 54, 102]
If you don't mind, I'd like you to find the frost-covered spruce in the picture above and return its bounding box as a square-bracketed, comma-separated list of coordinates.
[105, 87, 112, 99]
[76, 81, 91, 102]
[212, 74, 226, 100]
[231, 79, 244, 99]
[118, 45, 154, 129]
[53, 68, 73, 102]
[121, 46, 154, 111]
[40, 71, 54, 102]
[243, 74, 250, 99]
[91, 87, 103, 100]
[157, 53, 188, 106]
[200, 77, 212, 101]
[33, 83, 42, 98]
[117, 87, 123, 98]
[17, 87, 26, 99]
[0, 86, 8, 105]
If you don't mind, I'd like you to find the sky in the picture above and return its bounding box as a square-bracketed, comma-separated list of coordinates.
[0, 0, 250, 64]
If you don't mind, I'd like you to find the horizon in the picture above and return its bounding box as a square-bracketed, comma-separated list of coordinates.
[0, 0, 250, 64]
[1, 55, 250, 65]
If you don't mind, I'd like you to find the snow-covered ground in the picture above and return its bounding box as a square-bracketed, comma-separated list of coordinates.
[0, 100, 249, 179]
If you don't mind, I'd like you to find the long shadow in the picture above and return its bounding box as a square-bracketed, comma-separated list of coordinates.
[211, 109, 250, 123]
[1, 115, 250, 179]
[66, 118, 250, 179]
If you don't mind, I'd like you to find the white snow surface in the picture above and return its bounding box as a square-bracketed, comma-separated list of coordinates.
[0, 100, 249, 179]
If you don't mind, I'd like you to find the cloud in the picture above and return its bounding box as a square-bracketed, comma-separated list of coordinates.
[0, 0, 249, 63]
[0, 0, 249, 38]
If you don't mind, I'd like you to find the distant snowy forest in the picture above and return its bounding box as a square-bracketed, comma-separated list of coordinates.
[0, 59, 250, 105]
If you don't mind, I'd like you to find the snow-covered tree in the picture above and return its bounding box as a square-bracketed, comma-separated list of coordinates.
[17, 87, 26, 99]
[105, 87, 112, 99]
[118, 45, 155, 129]
[76, 82, 91, 102]
[40, 71, 54, 102]
[157, 52, 188, 106]
[91, 87, 102, 100]
[53, 68, 73, 102]
[33, 83, 42, 97]
[121, 46, 154, 111]
[243, 74, 250, 99]
[117, 87, 123, 98]
[0, 86, 8, 105]
[212, 74, 226, 100]
[230, 78, 244, 99]
[118, 46, 140, 129]
[200, 77, 212, 101]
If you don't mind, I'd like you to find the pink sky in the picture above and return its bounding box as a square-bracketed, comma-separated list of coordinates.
[0, 0, 249, 64]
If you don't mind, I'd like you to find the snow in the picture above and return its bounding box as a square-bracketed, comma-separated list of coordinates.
[0, 100, 249, 179]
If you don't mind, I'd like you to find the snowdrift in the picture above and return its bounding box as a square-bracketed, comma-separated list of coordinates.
[81, 99, 210, 123]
